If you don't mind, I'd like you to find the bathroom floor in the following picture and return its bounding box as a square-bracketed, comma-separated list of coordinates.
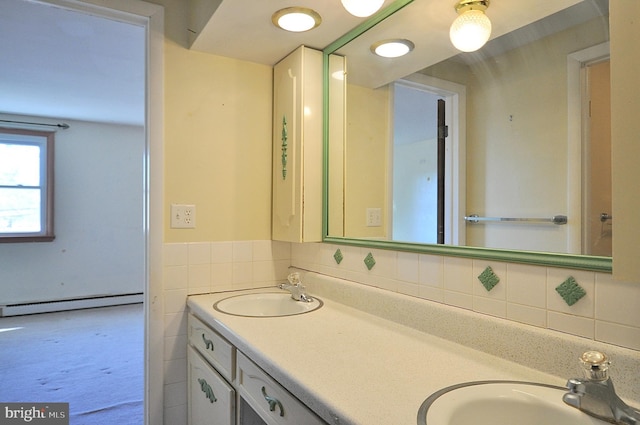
[0, 304, 143, 424]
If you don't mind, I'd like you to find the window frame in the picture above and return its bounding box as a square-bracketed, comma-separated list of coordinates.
[0, 127, 55, 242]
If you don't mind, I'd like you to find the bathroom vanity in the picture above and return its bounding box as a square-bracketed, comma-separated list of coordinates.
[187, 272, 640, 425]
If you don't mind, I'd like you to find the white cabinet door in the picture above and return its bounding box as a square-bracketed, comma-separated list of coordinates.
[236, 352, 325, 425]
[188, 346, 235, 425]
[272, 45, 323, 243]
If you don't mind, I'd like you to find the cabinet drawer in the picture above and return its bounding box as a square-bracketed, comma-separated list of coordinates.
[188, 346, 235, 425]
[236, 351, 325, 425]
[188, 314, 235, 382]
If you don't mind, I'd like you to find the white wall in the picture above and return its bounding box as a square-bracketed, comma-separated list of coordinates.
[0, 114, 144, 305]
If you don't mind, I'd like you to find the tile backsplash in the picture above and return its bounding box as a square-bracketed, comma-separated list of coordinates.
[291, 242, 640, 352]
[162, 239, 640, 423]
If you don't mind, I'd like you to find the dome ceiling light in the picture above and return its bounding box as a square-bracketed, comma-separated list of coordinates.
[341, 0, 385, 18]
[449, 0, 492, 52]
[370, 39, 415, 58]
[272, 7, 322, 32]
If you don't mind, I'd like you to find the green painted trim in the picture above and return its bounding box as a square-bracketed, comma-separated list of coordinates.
[323, 0, 415, 54]
[320, 0, 612, 274]
[323, 237, 612, 272]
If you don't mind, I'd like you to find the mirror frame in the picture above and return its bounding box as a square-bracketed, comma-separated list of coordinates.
[321, 0, 612, 272]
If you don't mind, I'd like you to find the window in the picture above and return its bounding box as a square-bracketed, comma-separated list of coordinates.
[0, 128, 54, 242]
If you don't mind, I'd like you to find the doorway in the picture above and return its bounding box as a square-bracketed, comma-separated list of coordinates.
[583, 59, 612, 256]
[0, 1, 164, 423]
[389, 76, 466, 246]
[567, 41, 611, 256]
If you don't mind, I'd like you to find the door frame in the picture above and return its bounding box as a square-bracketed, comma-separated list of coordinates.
[36, 1, 164, 423]
[567, 41, 610, 254]
[389, 74, 466, 245]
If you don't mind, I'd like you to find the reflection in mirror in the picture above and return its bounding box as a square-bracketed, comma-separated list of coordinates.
[326, 0, 611, 258]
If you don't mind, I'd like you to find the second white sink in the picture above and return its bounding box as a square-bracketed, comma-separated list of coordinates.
[417, 381, 608, 425]
[213, 292, 323, 317]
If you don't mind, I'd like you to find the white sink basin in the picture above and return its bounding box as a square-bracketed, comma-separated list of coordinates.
[417, 381, 608, 425]
[213, 292, 323, 317]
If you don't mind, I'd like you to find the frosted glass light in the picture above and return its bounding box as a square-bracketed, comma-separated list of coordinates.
[371, 40, 414, 58]
[449, 9, 492, 52]
[341, 0, 385, 17]
[272, 8, 321, 32]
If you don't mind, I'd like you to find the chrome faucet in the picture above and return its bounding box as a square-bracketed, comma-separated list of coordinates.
[563, 351, 640, 425]
[278, 272, 314, 302]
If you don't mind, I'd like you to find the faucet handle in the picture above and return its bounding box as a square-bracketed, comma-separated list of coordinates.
[287, 272, 301, 285]
[579, 351, 610, 381]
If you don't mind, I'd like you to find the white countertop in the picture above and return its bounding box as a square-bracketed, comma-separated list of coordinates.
[188, 286, 565, 425]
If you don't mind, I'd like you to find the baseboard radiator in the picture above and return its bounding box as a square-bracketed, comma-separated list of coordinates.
[0, 293, 143, 317]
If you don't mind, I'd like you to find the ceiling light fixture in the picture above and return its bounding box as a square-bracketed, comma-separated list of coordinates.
[449, 0, 492, 52]
[272, 7, 322, 32]
[341, 0, 385, 18]
[370, 39, 415, 58]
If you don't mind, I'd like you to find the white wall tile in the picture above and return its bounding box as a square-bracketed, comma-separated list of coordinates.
[164, 334, 187, 361]
[211, 263, 233, 288]
[507, 303, 546, 328]
[164, 358, 187, 385]
[444, 290, 473, 310]
[506, 263, 546, 308]
[164, 311, 187, 338]
[232, 262, 253, 285]
[473, 296, 506, 318]
[164, 243, 188, 266]
[188, 242, 211, 265]
[188, 264, 210, 293]
[443, 256, 473, 294]
[397, 252, 420, 283]
[164, 381, 187, 408]
[164, 289, 188, 314]
[595, 274, 640, 328]
[233, 241, 253, 262]
[595, 320, 640, 351]
[548, 311, 595, 339]
[164, 265, 187, 290]
[211, 241, 233, 263]
[419, 285, 444, 303]
[419, 254, 443, 288]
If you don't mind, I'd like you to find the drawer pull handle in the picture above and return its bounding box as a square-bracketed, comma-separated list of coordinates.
[198, 378, 217, 403]
[201, 333, 214, 351]
[261, 386, 284, 417]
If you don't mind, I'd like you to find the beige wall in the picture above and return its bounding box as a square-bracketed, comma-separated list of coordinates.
[610, 1, 640, 283]
[345, 84, 389, 238]
[157, 0, 273, 243]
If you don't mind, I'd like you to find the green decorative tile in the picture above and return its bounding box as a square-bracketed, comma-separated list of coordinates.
[364, 252, 376, 270]
[555, 276, 586, 306]
[478, 266, 500, 292]
[333, 249, 343, 265]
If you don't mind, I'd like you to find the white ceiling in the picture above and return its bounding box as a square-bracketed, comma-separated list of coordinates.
[0, 0, 145, 126]
[0, 0, 396, 126]
[0, 0, 605, 126]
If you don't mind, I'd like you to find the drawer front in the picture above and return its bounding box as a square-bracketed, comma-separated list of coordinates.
[188, 314, 235, 381]
[236, 352, 325, 425]
[188, 346, 235, 425]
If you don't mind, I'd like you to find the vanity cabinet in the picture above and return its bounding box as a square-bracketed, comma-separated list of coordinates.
[187, 346, 235, 425]
[187, 313, 326, 425]
[272, 45, 323, 243]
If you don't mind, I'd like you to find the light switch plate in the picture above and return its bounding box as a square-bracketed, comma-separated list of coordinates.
[366, 208, 382, 227]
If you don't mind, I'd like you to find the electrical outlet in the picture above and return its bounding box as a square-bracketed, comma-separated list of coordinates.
[171, 204, 196, 228]
[366, 208, 382, 227]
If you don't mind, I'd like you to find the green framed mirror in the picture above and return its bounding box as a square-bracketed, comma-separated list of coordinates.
[322, 0, 612, 272]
